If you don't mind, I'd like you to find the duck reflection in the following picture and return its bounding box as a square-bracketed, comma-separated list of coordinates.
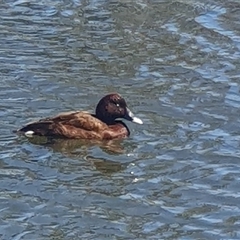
[86, 155, 123, 174]
[25, 136, 126, 174]
[27, 136, 125, 154]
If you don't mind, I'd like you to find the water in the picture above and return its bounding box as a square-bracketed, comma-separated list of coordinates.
[1, 0, 240, 239]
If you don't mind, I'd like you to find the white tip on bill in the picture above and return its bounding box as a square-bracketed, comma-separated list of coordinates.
[132, 117, 143, 125]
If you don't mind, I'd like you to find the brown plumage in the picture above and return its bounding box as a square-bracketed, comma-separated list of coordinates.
[17, 93, 143, 140]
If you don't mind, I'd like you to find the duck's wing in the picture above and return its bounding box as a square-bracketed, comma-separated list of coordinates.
[47, 111, 107, 131]
[18, 111, 108, 138]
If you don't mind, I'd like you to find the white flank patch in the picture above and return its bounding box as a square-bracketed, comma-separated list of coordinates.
[24, 131, 35, 137]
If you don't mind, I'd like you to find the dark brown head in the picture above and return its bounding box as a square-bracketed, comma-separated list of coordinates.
[95, 93, 143, 125]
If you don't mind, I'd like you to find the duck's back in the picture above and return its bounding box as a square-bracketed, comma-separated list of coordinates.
[18, 111, 109, 139]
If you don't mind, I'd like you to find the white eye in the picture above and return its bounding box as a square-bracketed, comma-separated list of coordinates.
[116, 103, 120, 107]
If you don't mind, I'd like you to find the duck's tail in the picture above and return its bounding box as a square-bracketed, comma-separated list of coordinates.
[17, 121, 54, 137]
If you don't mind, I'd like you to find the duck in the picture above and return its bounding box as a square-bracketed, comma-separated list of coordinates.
[17, 93, 143, 140]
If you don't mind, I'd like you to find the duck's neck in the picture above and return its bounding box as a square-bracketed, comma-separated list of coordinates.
[95, 114, 116, 125]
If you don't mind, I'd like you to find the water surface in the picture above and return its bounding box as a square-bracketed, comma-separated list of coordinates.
[1, 0, 240, 239]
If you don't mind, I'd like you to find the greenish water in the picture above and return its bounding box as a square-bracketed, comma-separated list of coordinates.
[1, 0, 240, 239]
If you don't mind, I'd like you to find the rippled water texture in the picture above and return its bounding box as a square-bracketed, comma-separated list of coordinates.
[1, 0, 240, 239]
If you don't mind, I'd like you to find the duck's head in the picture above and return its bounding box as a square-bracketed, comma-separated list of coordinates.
[95, 93, 143, 125]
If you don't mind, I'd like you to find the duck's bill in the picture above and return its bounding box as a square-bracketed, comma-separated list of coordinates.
[124, 108, 143, 124]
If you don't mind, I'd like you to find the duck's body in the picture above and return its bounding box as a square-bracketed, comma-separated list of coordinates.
[19, 111, 130, 140]
[18, 93, 143, 140]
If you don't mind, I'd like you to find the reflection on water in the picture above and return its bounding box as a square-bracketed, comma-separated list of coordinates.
[1, 0, 240, 239]
[23, 136, 126, 173]
[25, 136, 126, 155]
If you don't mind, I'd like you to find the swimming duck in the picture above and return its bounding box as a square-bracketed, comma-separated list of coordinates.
[17, 93, 143, 140]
